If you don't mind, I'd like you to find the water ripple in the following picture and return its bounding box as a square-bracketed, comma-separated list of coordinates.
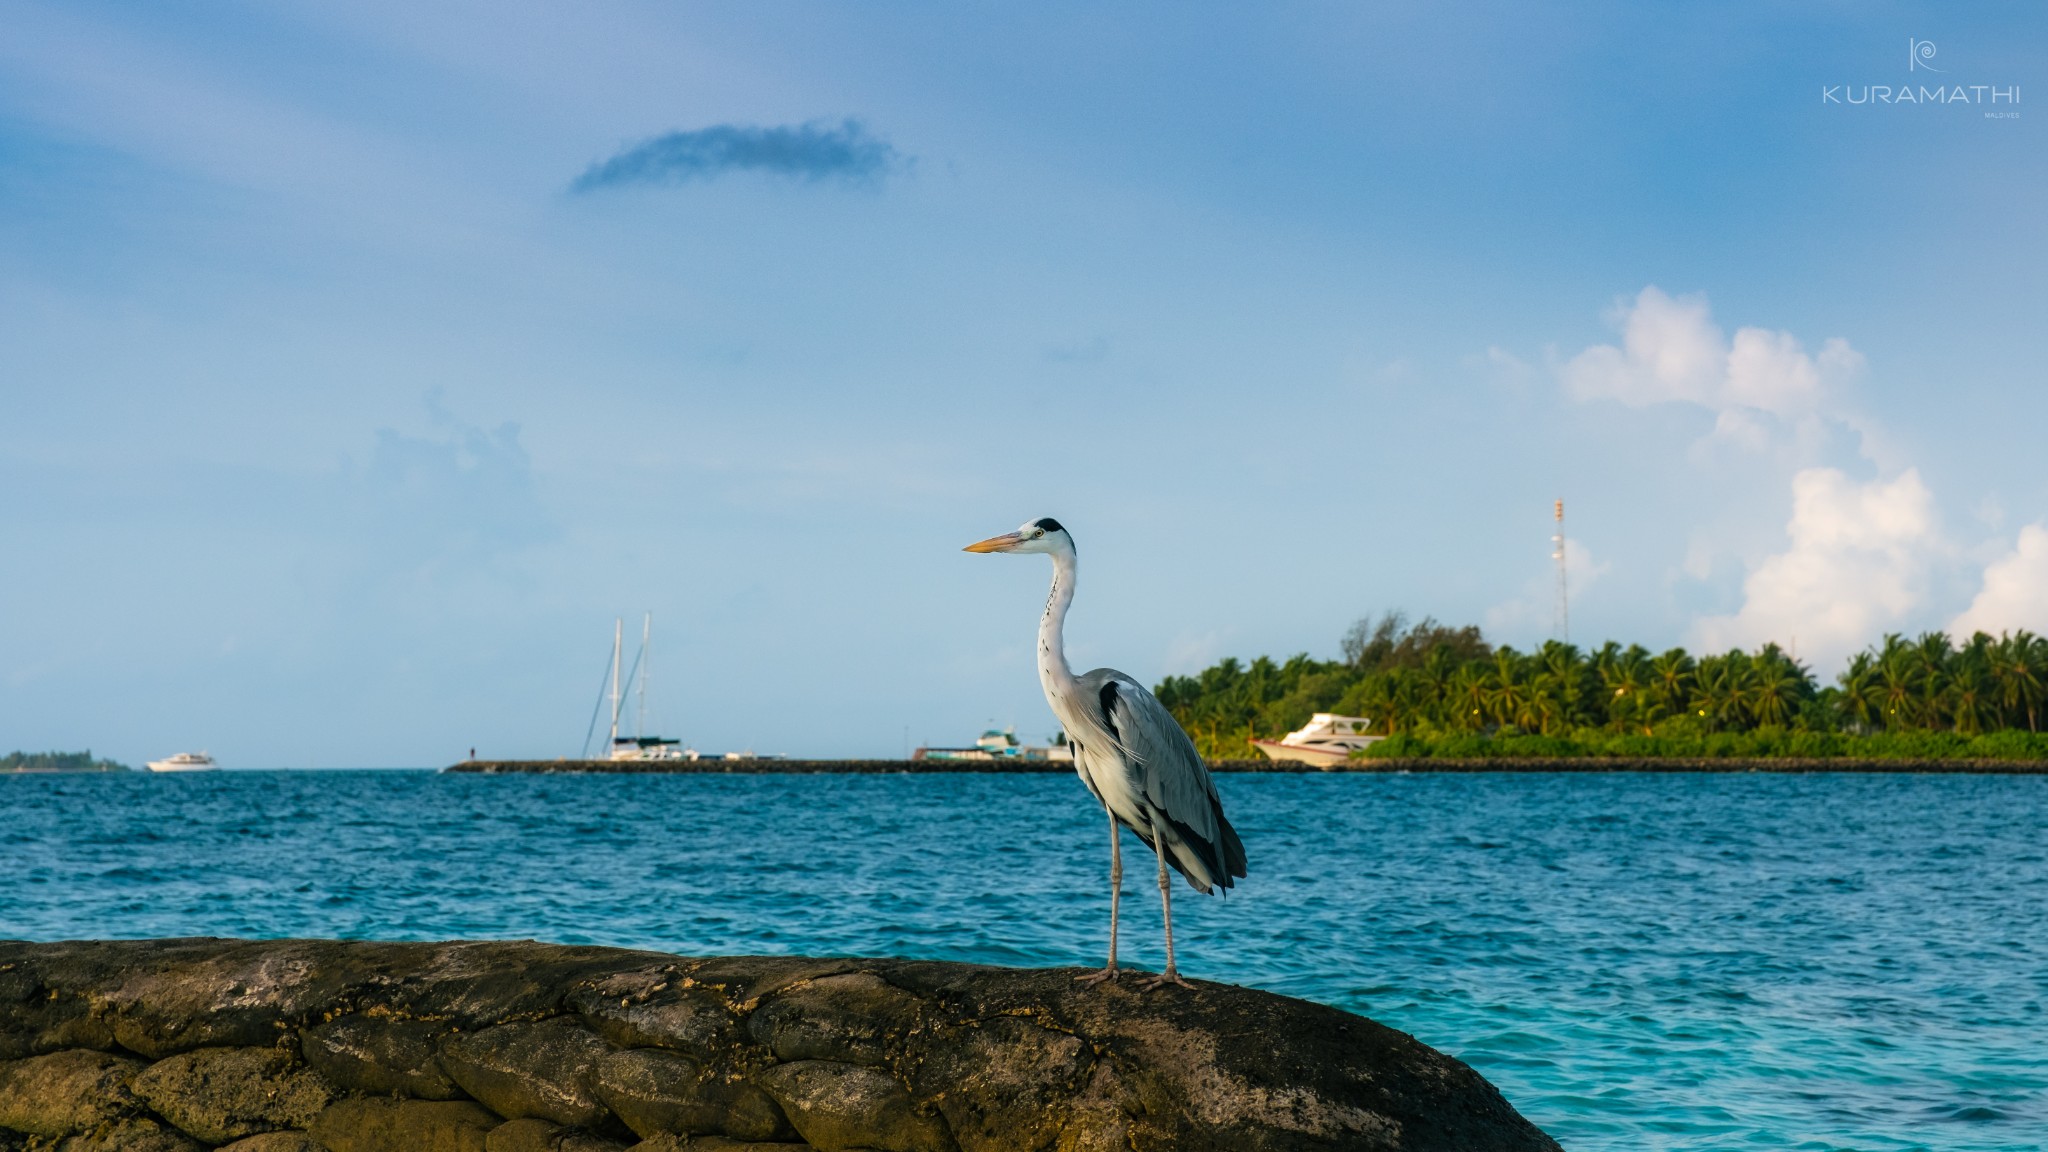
[1, 770, 2043, 1151]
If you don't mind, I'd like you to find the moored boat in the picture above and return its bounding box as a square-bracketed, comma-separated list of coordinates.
[146, 751, 218, 772]
[1251, 714, 1381, 769]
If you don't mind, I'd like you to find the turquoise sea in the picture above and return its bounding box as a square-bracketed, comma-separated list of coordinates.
[3, 770, 2043, 1151]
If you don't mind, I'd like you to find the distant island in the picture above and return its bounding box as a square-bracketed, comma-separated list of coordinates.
[1158, 613, 2048, 763]
[1, 749, 131, 773]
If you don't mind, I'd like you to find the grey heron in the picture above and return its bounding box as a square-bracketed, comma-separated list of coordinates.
[965, 517, 1246, 988]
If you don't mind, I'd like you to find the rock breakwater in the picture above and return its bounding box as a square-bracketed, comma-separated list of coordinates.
[0, 938, 1559, 1152]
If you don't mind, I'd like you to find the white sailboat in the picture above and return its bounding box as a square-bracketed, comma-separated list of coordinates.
[587, 614, 691, 761]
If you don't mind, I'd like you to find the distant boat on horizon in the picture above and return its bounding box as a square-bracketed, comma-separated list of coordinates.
[146, 751, 218, 773]
[589, 614, 693, 762]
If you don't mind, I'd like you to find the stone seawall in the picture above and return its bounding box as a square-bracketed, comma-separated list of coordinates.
[0, 939, 1561, 1152]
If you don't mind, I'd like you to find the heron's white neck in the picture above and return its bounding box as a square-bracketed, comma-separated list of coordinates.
[1038, 547, 1079, 698]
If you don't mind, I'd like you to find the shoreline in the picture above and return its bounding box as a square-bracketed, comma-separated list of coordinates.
[445, 757, 2048, 775]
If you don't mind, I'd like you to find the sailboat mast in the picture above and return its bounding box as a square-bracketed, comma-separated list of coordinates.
[609, 617, 622, 749]
[638, 613, 651, 739]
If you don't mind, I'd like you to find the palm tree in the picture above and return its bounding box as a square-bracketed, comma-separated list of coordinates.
[1648, 649, 1696, 725]
[1481, 647, 1529, 729]
[1987, 630, 2044, 732]
[1745, 644, 1811, 728]
[1947, 635, 1996, 736]
[1599, 644, 1654, 733]
[1691, 653, 1752, 731]
[1448, 664, 1491, 730]
[1532, 642, 1590, 734]
[1871, 635, 1920, 731]
[1362, 668, 1422, 734]
[1418, 645, 1459, 723]
[1836, 651, 1881, 732]
[1911, 632, 1957, 728]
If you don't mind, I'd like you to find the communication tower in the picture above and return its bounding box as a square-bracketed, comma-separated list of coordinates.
[1552, 500, 1568, 643]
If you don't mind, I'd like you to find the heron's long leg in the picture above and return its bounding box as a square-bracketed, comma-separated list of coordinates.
[1076, 811, 1123, 985]
[1139, 832, 1193, 991]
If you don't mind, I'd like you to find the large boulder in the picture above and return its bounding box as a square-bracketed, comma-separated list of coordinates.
[590, 1047, 793, 1142]
[130, 1045, 334, 1143]
[753, 1061, 954, 1152]
[438, 1018, 617, 1128]
[302, 1014, 464, 1100]
[0, 1049, 148, 1136]
[0, 939, 1561, 1152]
[308, 1098, 500, 1152]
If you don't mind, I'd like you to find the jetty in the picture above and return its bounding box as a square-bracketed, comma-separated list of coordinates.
[444, 757, 2048, 774]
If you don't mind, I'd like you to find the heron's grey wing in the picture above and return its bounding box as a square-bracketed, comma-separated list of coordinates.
[1078, 668, 1248, 889]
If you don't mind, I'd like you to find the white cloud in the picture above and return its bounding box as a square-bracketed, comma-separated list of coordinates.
[1560, 287, 1862, 440]
[1950, 524, 2048, 638]
[1694, 468, 1937, 667]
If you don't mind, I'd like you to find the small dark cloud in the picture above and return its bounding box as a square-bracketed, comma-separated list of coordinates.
[1043, 336, 1110, 365]
[573, 119, 903, 192]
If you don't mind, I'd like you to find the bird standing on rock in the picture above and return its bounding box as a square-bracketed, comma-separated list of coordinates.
[965, 517, 1247, 988]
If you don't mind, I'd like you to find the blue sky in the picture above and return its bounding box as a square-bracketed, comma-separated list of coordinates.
[2, 1, 2042, 765]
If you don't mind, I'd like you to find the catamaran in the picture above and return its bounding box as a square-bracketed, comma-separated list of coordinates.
[146, 751, 219, 772]
[1251, 714, 1381, 769]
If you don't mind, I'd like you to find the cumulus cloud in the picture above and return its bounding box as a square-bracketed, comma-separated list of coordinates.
[1950, 524, 2048, 637]
[1694, 468, 1937, 666]
[1560, 287, 1863, 441]
[573, 119, 902, 191]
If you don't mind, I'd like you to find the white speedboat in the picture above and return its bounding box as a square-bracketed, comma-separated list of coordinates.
[1251, 714, 1381, 769]
[146, 751, 218, 772]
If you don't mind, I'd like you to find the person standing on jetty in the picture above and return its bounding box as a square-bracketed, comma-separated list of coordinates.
[966, 517, 1247, 988]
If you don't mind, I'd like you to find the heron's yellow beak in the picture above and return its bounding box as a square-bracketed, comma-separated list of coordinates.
[963, 532, 1024, 554]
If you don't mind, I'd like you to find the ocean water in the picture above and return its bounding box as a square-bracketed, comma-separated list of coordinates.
[3, 770, 2043, 1152]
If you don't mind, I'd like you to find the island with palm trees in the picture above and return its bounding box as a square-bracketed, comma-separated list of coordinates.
[1157, 614, 2048, 767]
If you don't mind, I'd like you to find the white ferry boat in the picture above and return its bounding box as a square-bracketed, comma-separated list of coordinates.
[916, 728, 1074, 763]
[1251, 714, 1381, 769]
[146, 751, 219, 773]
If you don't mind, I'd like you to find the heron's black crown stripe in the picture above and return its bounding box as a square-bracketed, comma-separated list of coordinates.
[1033, 517, 1064, 533]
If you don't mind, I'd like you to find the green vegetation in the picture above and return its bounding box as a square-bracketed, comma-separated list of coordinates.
[1154, 613, 2048, 761]
[1, 749, 131, 773]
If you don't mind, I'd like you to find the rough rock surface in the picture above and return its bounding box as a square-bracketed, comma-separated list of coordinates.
[0, 938, 1562, 1151]
[131, 1046, 333, 1143]
[0, 1048, 147, 1136]
[307, 1098, 499, 1152]
[438, 1019, 617, 1128]
[216, 1134, 327, 1152]
[301, 1014, 464, 1100]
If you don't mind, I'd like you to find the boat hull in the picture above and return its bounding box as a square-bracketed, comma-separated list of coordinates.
[1250, 740, 1356, 770]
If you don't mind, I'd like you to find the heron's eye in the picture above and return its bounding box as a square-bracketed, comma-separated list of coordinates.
[1034, 529, 1045, 538]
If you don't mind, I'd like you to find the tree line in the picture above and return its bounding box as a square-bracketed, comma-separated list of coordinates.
[1153, 613, 2048, 760]
[1, 749, 131, 772]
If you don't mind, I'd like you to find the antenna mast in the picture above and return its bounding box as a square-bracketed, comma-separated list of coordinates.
[1552, 499, 1569, 643]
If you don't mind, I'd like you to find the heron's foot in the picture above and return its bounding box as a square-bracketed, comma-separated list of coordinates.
[1136, 969, 1194, 991]
[1075, 966, 1121, 986]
